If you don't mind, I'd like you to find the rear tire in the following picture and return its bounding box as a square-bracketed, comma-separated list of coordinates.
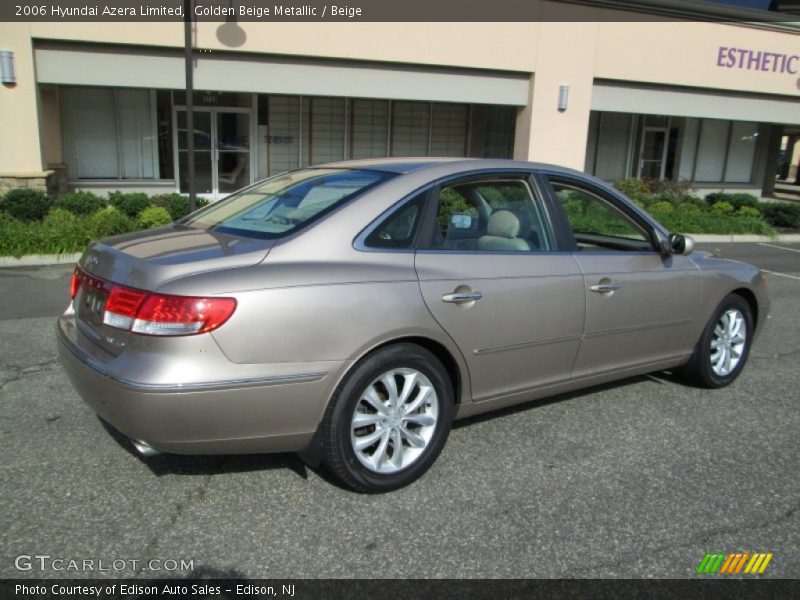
[320, 343, 453, 493]
[679, 293, 753, 389]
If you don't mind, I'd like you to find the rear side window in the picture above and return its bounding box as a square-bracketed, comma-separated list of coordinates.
[365, 193, 426, 249]
[182, 168, 394, 239]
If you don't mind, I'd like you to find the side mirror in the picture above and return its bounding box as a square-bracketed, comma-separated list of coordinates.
[669, 233, 694, 256]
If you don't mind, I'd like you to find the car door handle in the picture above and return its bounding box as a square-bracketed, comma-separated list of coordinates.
[590, 282, 620, 293]
[442, 291, 484, 304]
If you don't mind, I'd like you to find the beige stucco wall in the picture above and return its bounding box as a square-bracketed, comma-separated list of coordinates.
[0, 23, 45, 175]
[514, 22, 599, 169]
[27, 22, 540, 73]
[1, 15, 799, 177]
[594, 21, 800, 97]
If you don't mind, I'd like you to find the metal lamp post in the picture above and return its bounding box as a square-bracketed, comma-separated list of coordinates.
[184, 0, 196, 212]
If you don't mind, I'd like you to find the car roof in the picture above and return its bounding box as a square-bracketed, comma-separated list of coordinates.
[321, 157, 587, 178]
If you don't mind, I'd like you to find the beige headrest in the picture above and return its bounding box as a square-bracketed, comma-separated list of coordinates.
[487, 210, 520, 239]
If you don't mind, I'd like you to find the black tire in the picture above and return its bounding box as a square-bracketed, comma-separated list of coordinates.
[320, 343, 454, 493]
[679, 293, 754, 389]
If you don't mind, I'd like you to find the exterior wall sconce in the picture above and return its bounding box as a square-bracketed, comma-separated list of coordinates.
[0, 51, 15, 84]
[558, 84, 569, 111]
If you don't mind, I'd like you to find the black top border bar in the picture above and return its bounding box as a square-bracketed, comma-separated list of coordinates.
[2, 0, 800, 24]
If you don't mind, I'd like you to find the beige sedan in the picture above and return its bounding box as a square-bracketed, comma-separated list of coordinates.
[58, 159, 769, 492]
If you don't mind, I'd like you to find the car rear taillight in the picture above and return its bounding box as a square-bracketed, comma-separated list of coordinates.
[73, 267, 236, 336]
[70, 266, 81, 299]
[131, 294, 237, 336]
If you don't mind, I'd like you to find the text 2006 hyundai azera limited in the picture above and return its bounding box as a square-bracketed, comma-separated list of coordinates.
[58, 159, 769, 492]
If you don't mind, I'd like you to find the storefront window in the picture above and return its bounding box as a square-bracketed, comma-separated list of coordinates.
[694, 119, 729, 183]
[586, 112, 632, 181]
[430, 103, 469, 157]
[725, 121, 759, 183]
[391, 101, 430, 156]
[350, 99, 390, 159]
[265, 95, 302, 176]
[61, 87, 158, 181]
[586, 111, 761, 185]
[303, 97, 346, 165]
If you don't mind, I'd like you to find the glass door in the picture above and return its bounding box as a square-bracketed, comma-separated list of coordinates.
[637, 127, 668, 179]
[176, 109, 213, 194]
[216, 110, 251, 194]
[174, 107, 253, 198]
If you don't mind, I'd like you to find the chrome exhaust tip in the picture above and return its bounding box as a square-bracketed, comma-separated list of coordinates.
[132, 439, 161, 457]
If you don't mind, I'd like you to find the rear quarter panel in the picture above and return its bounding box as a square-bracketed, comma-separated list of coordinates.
[157, 254, 473, 405]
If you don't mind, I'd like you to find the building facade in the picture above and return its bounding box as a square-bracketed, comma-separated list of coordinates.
[1, 2, 799, 200]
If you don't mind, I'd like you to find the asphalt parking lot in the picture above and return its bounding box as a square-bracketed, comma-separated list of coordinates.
[1, 242, 798, 579]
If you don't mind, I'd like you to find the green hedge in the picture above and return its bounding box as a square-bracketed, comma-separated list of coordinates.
[138, 206, 173, 229]
[759, 202, 800, 229]
[53, 190, 107, 216]
[1, 184, 797, 258]
[614, 181, 800, 235]
[0, 189, 51, 221]
[0, 189, 210, 258]
[149, 193, 209, 220]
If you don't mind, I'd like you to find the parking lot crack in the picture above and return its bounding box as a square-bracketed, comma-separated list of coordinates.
[0, 357, 60, 392]
[133, 470, 217, 578]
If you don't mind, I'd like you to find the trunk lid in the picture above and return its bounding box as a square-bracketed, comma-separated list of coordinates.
[79, 224, 273, 290]
[72, 225, 272, 357]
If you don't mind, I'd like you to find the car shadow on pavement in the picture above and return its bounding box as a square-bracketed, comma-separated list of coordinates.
[98, 417, 311, 480]
[453, 373, 658, 429]
[99, 371, 678, 486]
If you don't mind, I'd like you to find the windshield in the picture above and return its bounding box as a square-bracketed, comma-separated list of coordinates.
[182, 168, 394, 239]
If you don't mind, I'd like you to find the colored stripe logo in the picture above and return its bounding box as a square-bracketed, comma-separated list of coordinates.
[697, 552, 773, 574]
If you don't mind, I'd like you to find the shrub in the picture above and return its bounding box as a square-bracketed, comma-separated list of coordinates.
[54, 190, 106, 216]
[705, 192, 760, 211]
[149, 193, 209, 220]
[0, 212, 34, 257]
[710, 201, 734, 215]
[653, 211, 775, 236]
[646, 178, 696, 198]
[40, 209, 93, 255]
[614, 178, 652, 200]
[649, 201, 674, 213]
[88, 206, 136, 238]
[736, 206, 761, 219]
[678, 202, 701, 213]
[760, 202, 800, 229]
[0, 188, 51, 221]
[138, 206, 173, 229]
[109, 191, 152, 218]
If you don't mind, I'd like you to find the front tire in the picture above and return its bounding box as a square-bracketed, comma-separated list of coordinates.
[320, 343, 454, 493]
[679, 293, 753, 389]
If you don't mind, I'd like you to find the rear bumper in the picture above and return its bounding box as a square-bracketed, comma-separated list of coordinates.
[57, 315, 344, 455]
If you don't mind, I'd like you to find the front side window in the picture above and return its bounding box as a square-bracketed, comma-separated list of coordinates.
[423, 178, 552, 252]
[550, 181, 653, 252]
[182, 168, 393, 239]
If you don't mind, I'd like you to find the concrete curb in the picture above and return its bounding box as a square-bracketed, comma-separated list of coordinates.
[0, 253, 82, 268]
[1, 234, 799, 267]
[690, 233, 800, 243]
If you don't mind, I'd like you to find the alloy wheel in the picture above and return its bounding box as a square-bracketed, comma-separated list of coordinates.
[710, 308, 747, 377]
[350, 368, 439, 474]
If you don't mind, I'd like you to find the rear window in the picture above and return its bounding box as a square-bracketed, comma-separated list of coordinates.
[182, 168, 394, 239]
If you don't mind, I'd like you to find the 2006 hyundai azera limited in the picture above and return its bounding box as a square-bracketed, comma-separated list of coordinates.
[58, 159, 769, 492]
